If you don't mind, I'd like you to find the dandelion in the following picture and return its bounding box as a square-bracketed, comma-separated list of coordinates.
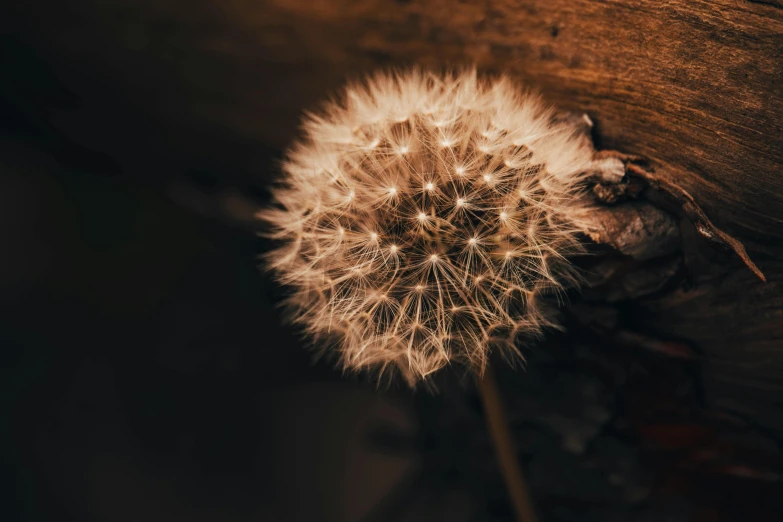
[261, 69, 596, 384]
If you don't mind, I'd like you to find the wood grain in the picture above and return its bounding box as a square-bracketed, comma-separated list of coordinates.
[4, 1, 781, 249]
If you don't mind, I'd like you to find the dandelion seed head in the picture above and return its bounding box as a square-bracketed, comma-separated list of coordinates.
[260, 69, 593, 384]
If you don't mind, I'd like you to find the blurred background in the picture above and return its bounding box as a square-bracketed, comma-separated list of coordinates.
[2, 1, 782, 521]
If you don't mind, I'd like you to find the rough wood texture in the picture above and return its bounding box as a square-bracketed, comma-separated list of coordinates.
[2, 1, 781, 429]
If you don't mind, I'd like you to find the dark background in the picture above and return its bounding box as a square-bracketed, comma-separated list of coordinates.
[2, 2, 782, 521]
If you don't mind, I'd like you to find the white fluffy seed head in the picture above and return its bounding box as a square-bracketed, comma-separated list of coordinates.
[261, 69, 594, 385]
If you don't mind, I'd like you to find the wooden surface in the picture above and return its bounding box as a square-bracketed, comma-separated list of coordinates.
[2, 1, 782, 429]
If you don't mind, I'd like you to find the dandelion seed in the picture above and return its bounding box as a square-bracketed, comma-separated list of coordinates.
[260, 69, 592, 383]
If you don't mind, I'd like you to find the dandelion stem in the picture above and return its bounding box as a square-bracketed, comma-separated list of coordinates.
[478, 364, 539, 522]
